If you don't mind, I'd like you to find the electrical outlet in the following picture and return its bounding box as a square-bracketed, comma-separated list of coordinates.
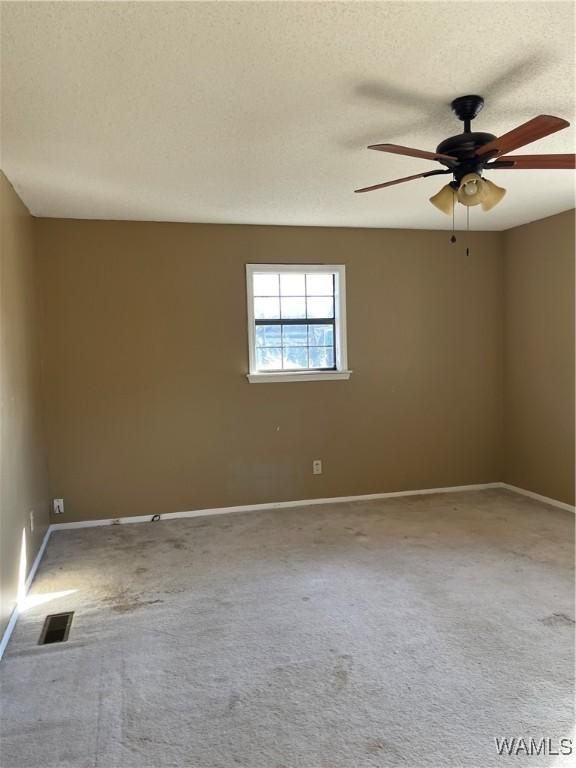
[53, 498, 64, 515]
[313, 459, 322, 475]
[29, 510, 34, 533]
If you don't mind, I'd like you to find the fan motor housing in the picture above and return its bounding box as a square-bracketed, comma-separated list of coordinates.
[436, 132, 497, 162]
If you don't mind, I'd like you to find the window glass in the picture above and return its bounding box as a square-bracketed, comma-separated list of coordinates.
[280, 273, 305, 296]
[306, 273, 333, 296]
[254, 296, 280, 319]
[281, 296, 306, 319]
[253, 273, 279, 296]
[306, 296, 333, 319]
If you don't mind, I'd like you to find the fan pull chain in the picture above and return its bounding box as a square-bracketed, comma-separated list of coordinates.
[450, 190, 456, 243]
[466, 206, 470, 256]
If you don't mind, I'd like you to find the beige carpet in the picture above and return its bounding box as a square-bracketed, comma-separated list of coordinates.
[1, 489, 574, 768]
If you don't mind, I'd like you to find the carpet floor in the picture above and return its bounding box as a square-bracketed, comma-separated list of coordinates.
[1, 489, 574, 768]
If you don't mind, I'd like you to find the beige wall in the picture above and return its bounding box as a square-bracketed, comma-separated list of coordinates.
[0, 173, 50, 636]
[2, 204, 572, 545]
[503, 209, 575, 505]
[36, 219, 504, 523]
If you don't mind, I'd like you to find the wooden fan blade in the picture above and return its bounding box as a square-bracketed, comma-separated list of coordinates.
[476, 115, 570, 158]
[355, 169, 449, 193]
[368, 143, 456, 162]
[489, 154, 575, 169]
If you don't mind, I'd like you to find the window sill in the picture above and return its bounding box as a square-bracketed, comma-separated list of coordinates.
[247, 370, 352, 384]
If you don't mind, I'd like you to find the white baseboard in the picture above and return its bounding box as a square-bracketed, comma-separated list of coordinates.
[2, 480, 572, 659]
[500, 483, 575, 513]
[0, 524, 52, 661]
[51, 483, 503, 530]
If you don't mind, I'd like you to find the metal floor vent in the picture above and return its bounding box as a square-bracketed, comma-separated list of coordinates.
[39, 612, 74, 645]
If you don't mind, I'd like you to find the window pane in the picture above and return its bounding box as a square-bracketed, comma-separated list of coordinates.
[255, 325, 281, 347]
[281, 296, 306, 319]
[309, 347, 335, 368]
[253, 273, 279, 296]
[307, 296, 334, 319]
[280, 273, 305, 296]
[256, 347, 282, 370]
[254, 296, 280, 319]
[282, 324, 308, 346]
[306, 273, 333, 296]
[309, 324, 334, 346]
[283, 347, 308, 369]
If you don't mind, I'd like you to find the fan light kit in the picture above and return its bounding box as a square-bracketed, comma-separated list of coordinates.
[355, 95, 574, 218]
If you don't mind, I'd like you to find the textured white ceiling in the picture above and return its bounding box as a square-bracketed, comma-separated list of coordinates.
[1, 1, 574, 230]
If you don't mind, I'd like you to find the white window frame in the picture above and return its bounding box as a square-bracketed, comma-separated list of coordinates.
[246, 263, 351, 383]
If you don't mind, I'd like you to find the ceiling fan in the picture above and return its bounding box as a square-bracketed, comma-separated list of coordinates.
[355, 95, 575, 213]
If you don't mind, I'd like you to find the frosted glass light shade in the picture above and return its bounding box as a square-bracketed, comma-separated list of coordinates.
[429, 184, 456, 215]
[480, 178, 507, 211]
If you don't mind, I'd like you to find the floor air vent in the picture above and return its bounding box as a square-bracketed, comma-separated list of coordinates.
[39, 612, 74, 645]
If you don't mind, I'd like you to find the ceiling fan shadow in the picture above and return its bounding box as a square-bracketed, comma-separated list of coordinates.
[337, 122, 421, 150]
[353, 80, 440, 111]
[478, 51, 556, 102]
[351, 50, 556, 114]
[344, 50, 560, 151]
